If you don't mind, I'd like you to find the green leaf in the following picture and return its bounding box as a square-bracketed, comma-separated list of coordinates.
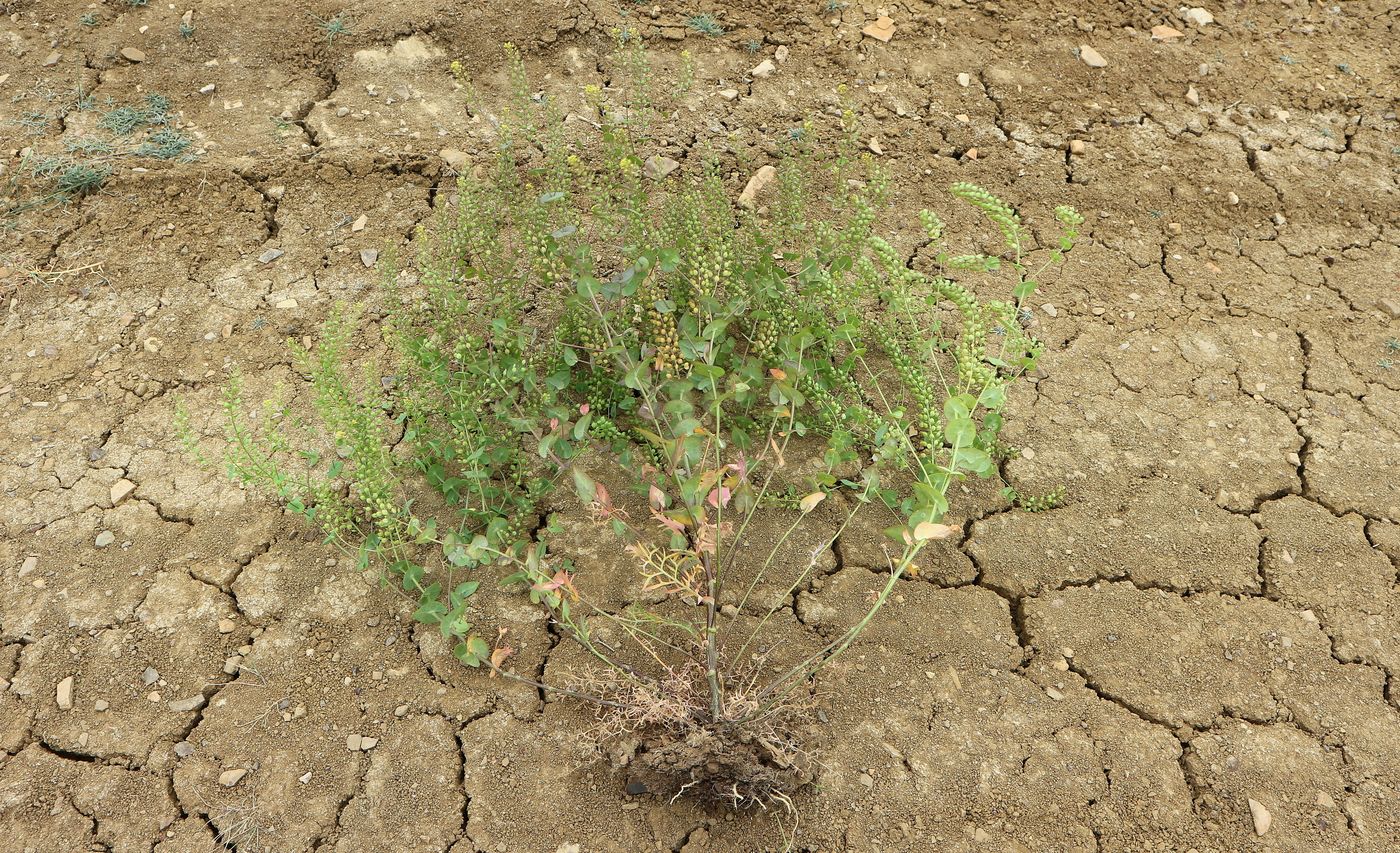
[572, 467, 597, 503]
[573, 413, 592, 440]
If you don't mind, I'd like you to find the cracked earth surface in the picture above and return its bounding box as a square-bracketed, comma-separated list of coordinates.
[2, 1, 1398, 851]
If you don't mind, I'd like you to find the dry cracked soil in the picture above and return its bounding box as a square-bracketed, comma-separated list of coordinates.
[1, 1, 1398, 852]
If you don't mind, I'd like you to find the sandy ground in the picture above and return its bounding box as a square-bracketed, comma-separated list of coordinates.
[1, 1, 1398, 851]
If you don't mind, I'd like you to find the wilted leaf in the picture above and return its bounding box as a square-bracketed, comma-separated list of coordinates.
[799, 492, 826, 513]
[913, 521, 957, 541]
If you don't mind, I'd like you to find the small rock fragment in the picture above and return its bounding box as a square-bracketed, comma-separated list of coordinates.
[963, 148, 979, 160]
[1227, 191, 1240, 205]
[94, 699, 109, 712]
[393, 704, 409, 717]
[1151, 25, 1184, 40]
[275, 298, 299, 309]
[717, 88, 739, 101]
[642, 154, 679, 181]
[346, 734, 363, 751]
[1041, 303, 1058, 318]
[737, 165, 777, 209]
[774, 46, 789, 64]
[1248, 798, 1272, 835]
[218, 618, 236, 634]
[359, 737, 378, 751]
[1078, 45, 1108, 68]
[1317, 791, 1337, 809]
[168, 694, 206, 713]
[199, 84, 216, 95]
[1068, 139, 1086, 155]
[299, 771, 313, 784]
[120, 47, 147, 63]
[257, 248, 283, 264]
[174, 741, 195, 758]
[749, 59, 776, 79]
[141, 667, 160, 686]
[439, 148, 470, 173]
[1184, 7, 1215, 26]
[1376, 297, 1400, 319]
[360, 248, 379, 268]
[56, 677, 74, 710]
[94, 531, 116, 548]
[956, 72, 971, 87]
[857, 772, 875, 789]
[1185, 85, 1200, 106]
[867, 137, 884, 155]
[43, 51, 61, 67]
[110, 479, 137, 506]
[219, 768, 247, 787]
[19, 556, 37, 576]
[862, 16, 896, 42]
[1045, 686, 1065, 700]
[350, 214, 367, 232]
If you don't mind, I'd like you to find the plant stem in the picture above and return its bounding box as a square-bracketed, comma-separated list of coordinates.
[702, 550, 723, 720]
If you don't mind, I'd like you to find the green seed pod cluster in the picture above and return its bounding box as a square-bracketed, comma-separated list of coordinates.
[950, 182, 1022, 249]
[751, 315, 779, 362]
[875, 324, 942, 453]
[633, 273, 681, 377]
[588, 414, 628, 446]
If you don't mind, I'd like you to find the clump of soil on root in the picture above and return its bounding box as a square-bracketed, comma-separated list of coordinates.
[621, 724, 819, 804]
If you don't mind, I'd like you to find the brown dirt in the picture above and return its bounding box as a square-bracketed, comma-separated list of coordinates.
[2, 1, 1398, 851]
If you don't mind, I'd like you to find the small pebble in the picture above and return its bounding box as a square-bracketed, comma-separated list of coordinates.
[360, 737, 378, 751]
[200, 84, 216, 95]
[43, 51, 61, 67]
[1041, 303, 1058, 317]
[168, 694, 206, 713]
[120, 47, 147, 63]
[956, 72, 971, 87]
[1248, 798, 1272, 835]
[218, 618, 236, 633]
[94, 699, 109, 712]
[1068, 140, 1086, 155]
[394, 704, 409, 717]
[749, 59, 776, 79]
[346, 734, 363, 751]
[142, 667, 160, 686]
[258, 248, 284, 264]
[1078, 45, 1108, 68]
[219, 768, 247, 787]
[56, 676, 74, 710]
[275, 298, 299, 309]
[1045, 686, 1065, 700]
[110, 479, 136, 506]
[360, 249, 378, 268]
[717, 88, 739, 101]
[299, 771, 313, 784]
[174, 741, 195, 758]
[1184, 7, 1215, 26]
[858, 772, 875, 789]
[1151, 25, 1184, 40]
[94, 531, 115, 548]
[642, 155, 679, 181]
[862, 15, 896, 43]
[350, 214, 367, 232]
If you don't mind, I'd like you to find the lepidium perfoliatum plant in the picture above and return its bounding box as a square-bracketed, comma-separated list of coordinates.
[189, 39, 1082, 805]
